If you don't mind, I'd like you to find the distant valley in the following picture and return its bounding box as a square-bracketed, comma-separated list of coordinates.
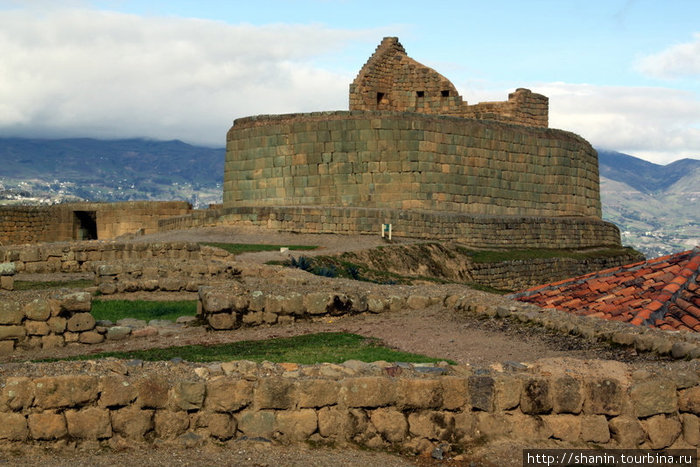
[0, 137, 697, 258]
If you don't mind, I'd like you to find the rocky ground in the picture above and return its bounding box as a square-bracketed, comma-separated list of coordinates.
[1, 226, 694, 466]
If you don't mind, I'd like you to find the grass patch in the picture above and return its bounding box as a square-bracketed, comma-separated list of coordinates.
[39, 332, 454, 364]
[13, 279, 93, 291]
[455, 246, 640, 263]
[200, 242, 317, 255]
[91, 300, 197, 323]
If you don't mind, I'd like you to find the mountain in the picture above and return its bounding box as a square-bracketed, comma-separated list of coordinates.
[0, 137, 224, 207]
[597, 149, 700, 258]
[0, 138, 697, 257]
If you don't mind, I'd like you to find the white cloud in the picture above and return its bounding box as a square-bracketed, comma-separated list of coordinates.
[636, 33, 700, 79]
[455, 81, 700, 164]
[0, 8, 379, 145]
[540, 83, 700, 164]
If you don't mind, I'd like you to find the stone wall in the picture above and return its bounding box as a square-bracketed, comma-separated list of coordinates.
[224, 111, 601, 219]
[160, 206, 621, 250]
[94, 260, 240, 295]
[0, 241, 225, 274]
[0, 201, 192, 245]
[0, 358, 698, 453]
[0, 291, 97, 354]
[349, 37, 548, 128]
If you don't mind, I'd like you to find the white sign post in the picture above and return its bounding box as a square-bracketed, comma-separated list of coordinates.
[381, 223, 392, 241]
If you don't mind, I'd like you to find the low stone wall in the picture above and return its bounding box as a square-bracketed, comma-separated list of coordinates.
[1, 241, 229, 274]
[95, 260, 241, 295]
[198, 286, 443, 330]
[159, 206, 621, 250]
[0, 262, 15, 291]
[0, 291, 97, 354]
[0, 359, 698, 453]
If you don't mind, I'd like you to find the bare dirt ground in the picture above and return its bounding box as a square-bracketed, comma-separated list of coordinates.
[1, 226, 685, 466]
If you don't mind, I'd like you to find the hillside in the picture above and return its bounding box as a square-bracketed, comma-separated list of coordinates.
[0, 137, 224, 207]
[0, 138, 697, 257]
[598, 150, 699, 257]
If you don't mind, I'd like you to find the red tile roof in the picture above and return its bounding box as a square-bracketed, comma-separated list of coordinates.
[511, 247, 700, 332]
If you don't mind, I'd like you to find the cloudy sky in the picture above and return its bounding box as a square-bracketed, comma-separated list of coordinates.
[1, 0, 699, 164]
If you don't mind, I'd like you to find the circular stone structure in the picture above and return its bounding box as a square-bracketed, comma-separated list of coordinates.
[220, 37, 621, 249]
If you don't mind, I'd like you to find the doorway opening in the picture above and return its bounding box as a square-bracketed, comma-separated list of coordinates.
[74, 211, 97, 240]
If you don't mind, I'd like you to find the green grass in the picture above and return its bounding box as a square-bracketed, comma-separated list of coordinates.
[13, 279, 93, 291]
[455, 246, 640, 263]
[91, 300, 197, 323]
[200, 242, 318, 255]
[39, 332, 454, 364]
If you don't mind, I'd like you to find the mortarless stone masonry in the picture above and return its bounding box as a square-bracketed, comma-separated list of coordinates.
[221, 37, 620, 249]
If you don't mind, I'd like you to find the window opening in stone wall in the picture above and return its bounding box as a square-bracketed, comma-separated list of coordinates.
[376, 92, 385, 104]
[74, 211, 97, 240]
[416, 91, 425, 98]
[441, 90, 450, 97]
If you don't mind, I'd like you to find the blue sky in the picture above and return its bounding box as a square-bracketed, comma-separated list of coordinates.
[1, 0, 699, 163]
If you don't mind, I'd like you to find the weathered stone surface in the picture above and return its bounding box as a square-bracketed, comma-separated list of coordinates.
[679, 386, 700, 414]
[406, 295, 430, 310]
[468, 376, 494, 412]
[41, 334, 66, 349]
[208, 312, 236, 330]
[25, 320, 50, 336]
[79, 330, 104, 344]
[642, 414, 681, 449]
[0, 302, 24, 324]
[200, 290, 232, 313]
[28, 411, 67, 440]
[370, 408, 407, 443]
[552, 374, 583, 414]
[206, 377, 254, 412]
[680, 413, 700, 446]
[440, 377, 468, 410]
[254, 377, 296, 409]
[341, 377, 395, 408]
[47, 316, 67, 334]
[0, 325, 26, 340]
[544, 414, 580, 442]
[494, 375, 522, 411]
[237, 410, 276, 438]
[170, 381, 205, 411]
[1, 377, 35, 410]
[106, 326, 132, 340]
[608, 416, 646, 448]
[242, 311, 263, 325]
[629, 379, 677, 418]
[154, 410, 189, 438]
[396, 379, 442, 409]
[474, 412, 511, 439]
[304, 292, 331, 315]
[33, 375, 99, 409]
[408, 411, 454, 441]
[0, 262, 16, 276]
[0, 275, 14, 290]
[275, 409, 317, 441]
[296, 379, 339, 408]
[135, 377, 170, 409]
[65, 407, 112, 439]
[508, 411, 553, 441]
[111, 407, 154, 440]
[198, 412, 235, 439]
[584, 378, 622, 415]
[367, 295, 386, 313]
[99, 375, 136, 407]
[580, 415, 610, 443]
[521, 378, 552, 414]
[23, 299, 51, 321]
[66, 312, 96, 332]
[59, 292, 92, 312]
[0, 412, 28, 440]
[0, 340, 14, 355]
